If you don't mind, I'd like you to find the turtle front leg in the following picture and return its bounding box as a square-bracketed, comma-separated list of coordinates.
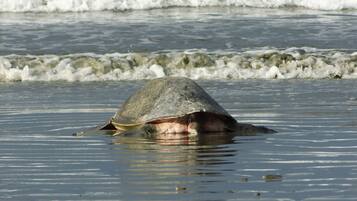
[235, 123, 276, 135]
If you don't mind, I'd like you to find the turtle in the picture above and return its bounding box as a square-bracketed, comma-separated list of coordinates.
[84, 77, 275, 136]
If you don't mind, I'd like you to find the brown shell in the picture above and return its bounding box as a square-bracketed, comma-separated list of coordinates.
[111, 77, 235, 125]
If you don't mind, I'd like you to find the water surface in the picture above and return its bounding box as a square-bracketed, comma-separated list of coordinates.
[1, 80, 357, 200]
[1, 7, 357, 55]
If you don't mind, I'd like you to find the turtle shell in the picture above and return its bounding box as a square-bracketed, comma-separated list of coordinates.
[110, 77, 235, 127]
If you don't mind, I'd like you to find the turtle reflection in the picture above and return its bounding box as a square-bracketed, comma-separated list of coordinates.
[110, 131, 252, 196]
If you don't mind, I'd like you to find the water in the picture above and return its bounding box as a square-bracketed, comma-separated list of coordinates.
[1, 7, 357, 55]
[1, 80, 357, 200]
[1, 7, 357, 81]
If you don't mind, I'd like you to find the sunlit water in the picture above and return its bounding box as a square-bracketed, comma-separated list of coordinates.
[1, 80, 357, 200]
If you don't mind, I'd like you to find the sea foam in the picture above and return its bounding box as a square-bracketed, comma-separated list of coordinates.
[0, 0, 357, 12]
[1, 49, 356, 82]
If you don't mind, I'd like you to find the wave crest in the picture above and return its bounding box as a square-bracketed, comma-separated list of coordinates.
[1, 0, 357, 12]
[1, 49, 357, 82]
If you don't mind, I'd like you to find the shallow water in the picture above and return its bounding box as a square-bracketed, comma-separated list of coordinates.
[1, 7, 357, 55]
[1, 80, 357, 200]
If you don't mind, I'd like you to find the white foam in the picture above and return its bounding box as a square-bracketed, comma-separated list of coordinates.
[1, 49, 356, 82]
[0, 0, 357, 12]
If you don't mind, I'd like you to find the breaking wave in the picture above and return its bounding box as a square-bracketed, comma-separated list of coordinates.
[1, 48, 357, 82]
[0, 0, 357, 12]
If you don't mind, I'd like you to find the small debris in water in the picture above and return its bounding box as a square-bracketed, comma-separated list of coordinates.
[175, 186, 187, 192]
[262, 174, 283, 182]
[256, 192, 261, 197]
